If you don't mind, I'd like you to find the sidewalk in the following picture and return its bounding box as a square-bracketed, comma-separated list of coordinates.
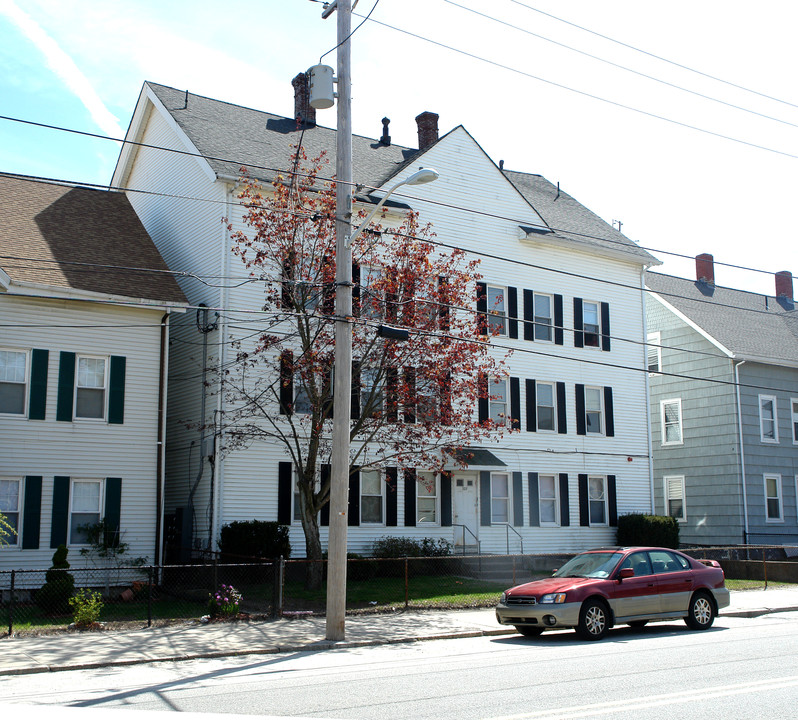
[3, 588, 798, 677]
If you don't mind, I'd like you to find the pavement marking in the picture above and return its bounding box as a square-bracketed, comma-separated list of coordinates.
[485, 675, 798, 720]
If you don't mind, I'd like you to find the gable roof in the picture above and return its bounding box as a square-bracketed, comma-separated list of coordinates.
[0, 173, 187, 305]
[646, 271, 798, 366]
[132, 82, 656, 265]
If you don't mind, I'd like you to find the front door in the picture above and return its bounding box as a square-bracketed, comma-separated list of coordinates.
[453, 472, 479, 546]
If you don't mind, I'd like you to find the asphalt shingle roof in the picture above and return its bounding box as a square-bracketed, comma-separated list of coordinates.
[646, 271, 798, 364]
[145, 82, 656, 265]
[0, 173, 187, 304]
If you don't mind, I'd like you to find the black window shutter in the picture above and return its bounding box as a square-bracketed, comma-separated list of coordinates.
[608, 475, 618, 526]
[404, 469, 416, 527]
[351, 361, 361, 420]
[559, 473, 570, 526]
[601, 302, 611, 352]
[440, 371, 452, 426]
[578, 474, 589, 527]
[556, 382, 568, 434]
[108, 356, 126, 425]
[478, 373, 489, 424]
[513, 471, 523, 527]
[322, 366, 333, 420]
[440, 471, 452, 526]
[575, 384, 586, 436]
[104, 478, 122, 543]
[438, 276, 450, 331]
[279, 352, 293, 415]
[386, 467, 398, 526]
[28, 349, 48, 420]
[320, 464, 331, 526]
[573, 298, 584, 348]
[507, 287, 518, 339]
[476, 282, 487, 335]
[554, 294, 564, 345]
[51, 476, 70, 547]
[22, 476, 42, 549]
[510, 377, 521, 431]
[604, 386, 615, 437]
[348, 470, 360, 526]
[525, 379, 537, 432]
[352, 261, 361, 316]
[281, 253, 294, 309]
[528, 472, 540, 527]
[480, 471, 491, 526]
[403, 368, 416, 424]
[277, 462, 292, 524]
[386, 367, 398, 422]
[56, 351, 75, 422]
[523, 289, 535, 341]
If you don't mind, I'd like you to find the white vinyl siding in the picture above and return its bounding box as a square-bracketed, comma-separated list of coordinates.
[661, 398, 683, 445]
[764, 474, 783, 522]
[664, 475, 686, 521]
[0, 349, 27, 416]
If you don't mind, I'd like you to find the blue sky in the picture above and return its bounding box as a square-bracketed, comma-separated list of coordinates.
[1, 0, 796, 295]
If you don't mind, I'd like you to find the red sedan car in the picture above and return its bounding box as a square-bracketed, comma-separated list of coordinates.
[495, 546, 730, 641]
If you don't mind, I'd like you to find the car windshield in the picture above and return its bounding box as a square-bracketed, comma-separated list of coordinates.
[553, 551, 624, 579]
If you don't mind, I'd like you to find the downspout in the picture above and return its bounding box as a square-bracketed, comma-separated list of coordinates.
[735, 360, 749, 543]
[641, 268, 655, 513]
[154, 310, 170, 565]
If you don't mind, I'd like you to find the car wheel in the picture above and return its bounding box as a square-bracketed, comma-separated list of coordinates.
[628, 620, 648, 628]
[685, 591, 715, 630]
[515, 625, 544, 638]
[577, 599, 609, 641]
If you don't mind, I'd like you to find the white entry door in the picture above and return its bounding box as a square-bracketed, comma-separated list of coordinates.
[452, 472, 479, 546]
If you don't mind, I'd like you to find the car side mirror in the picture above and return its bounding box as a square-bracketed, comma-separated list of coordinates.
[618, 568, 635, 581]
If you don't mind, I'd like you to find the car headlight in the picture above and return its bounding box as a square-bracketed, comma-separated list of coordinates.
[539, 593, 566, 604]
[500, 592, 507, 604]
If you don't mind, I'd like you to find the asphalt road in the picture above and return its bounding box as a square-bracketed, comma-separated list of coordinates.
[3, 612, 798, 719]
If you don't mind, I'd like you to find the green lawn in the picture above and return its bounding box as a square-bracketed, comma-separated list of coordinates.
[725, 578, 797, 591]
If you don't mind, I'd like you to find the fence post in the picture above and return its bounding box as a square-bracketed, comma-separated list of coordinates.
[8, 570, 15, 637]
[763, 553, 768, 590]
[147, 566, 153, 628]
[404, 557, 409, 609]
[273, 557, 284, 618]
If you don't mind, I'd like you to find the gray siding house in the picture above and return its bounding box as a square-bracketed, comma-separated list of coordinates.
[646, 254, 798, 546]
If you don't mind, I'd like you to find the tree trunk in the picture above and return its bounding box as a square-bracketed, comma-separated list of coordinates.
[300, 487, 325, 591]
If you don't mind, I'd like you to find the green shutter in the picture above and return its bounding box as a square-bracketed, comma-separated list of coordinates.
[22, 476, 42, 549]
[56, 352, 76, 422]
[51, 476, 70, 547]
[104, 477, 122, 544]
[28, 349, 49, 420]
[108, 356, 126, 424]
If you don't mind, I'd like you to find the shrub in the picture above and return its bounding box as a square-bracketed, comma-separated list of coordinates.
[208, 584, 242, 618]
[616, 514, 680, 549]
[371, 536, 452, 558]
[69, 589, 104, 628]
[218, 520, 291, 560]
[36, 545, 75, 614]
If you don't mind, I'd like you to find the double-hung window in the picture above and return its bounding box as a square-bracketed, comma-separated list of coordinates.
[759, 395, 778, 442]
[647, 332, 661, 374]
[416, 375, 438, 423]
[661, 399, 683, 445]
[0, 349, 27, 415]
[486, 285, 506, 336]
[360, 367, 382, 416]
[361, 266, 384, 320]
[489, 377, 508, 425]
[585, 387, 603, 434]
[588, 475, 607, 525]
[764, 474, 782, 522]
[536, 382, 556, 431]
[491, 472, 510, 524]
[416, 471, 438, 524]
[533, 293, 553, 341]
[0, 478, 20, 543]
[582, 301, 601, 348]
[360, 469, 384, 524]
[69, 479, 102, 544]
[538, 474, 559, 526]
[792, 399, 798, 444]
[76, 356, 107, 419]
[664, 475, 686, 521]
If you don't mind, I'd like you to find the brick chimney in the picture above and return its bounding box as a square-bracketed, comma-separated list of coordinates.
[415, 111, 439, 150]
[292, 72, 316, 128]
[775, 270, 794, 301]
[695, 253, 715, 285]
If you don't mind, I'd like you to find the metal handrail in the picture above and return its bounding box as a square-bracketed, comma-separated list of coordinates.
[494, 522, 524, 555]
[451, 524, 480, 555]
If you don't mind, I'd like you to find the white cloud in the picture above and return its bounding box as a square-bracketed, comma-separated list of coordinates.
[0, 0, 123, 138]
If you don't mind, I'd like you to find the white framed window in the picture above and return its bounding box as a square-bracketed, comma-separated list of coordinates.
[661, 399, 683, 445]
[0, 349, 28, 416]
[664, 475, 686, 522]
[416, 471, 438, 525]
[295, 367, 333, 416]
[360, 367, 383, 416]
[486, 285, 506, 336]
[361, 265, 384, 320]
[534, 293, 553, 342]
[588, 475, 607, 526]
[414, 279, 439, 330]
[647, 331, 661, 374]
[75, 356, 107, 420]
[790, 399, 798, 444]
[585, 386, 604, 435]
[489, 377, 508, 425]
[759, 395, 778, 443]
[293, 471, 321, 523]
[360, 469, 384, 525]
[764, 474, 783, 522]
[491, 472, 510, 524]
[582, 301, 600, 348]
[0, 478, 21, 545]
[69, 479, 102, 544]
[536, 382, 556, 432]
[538, 473, 559, 526]
[416, 373, 439, 423]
